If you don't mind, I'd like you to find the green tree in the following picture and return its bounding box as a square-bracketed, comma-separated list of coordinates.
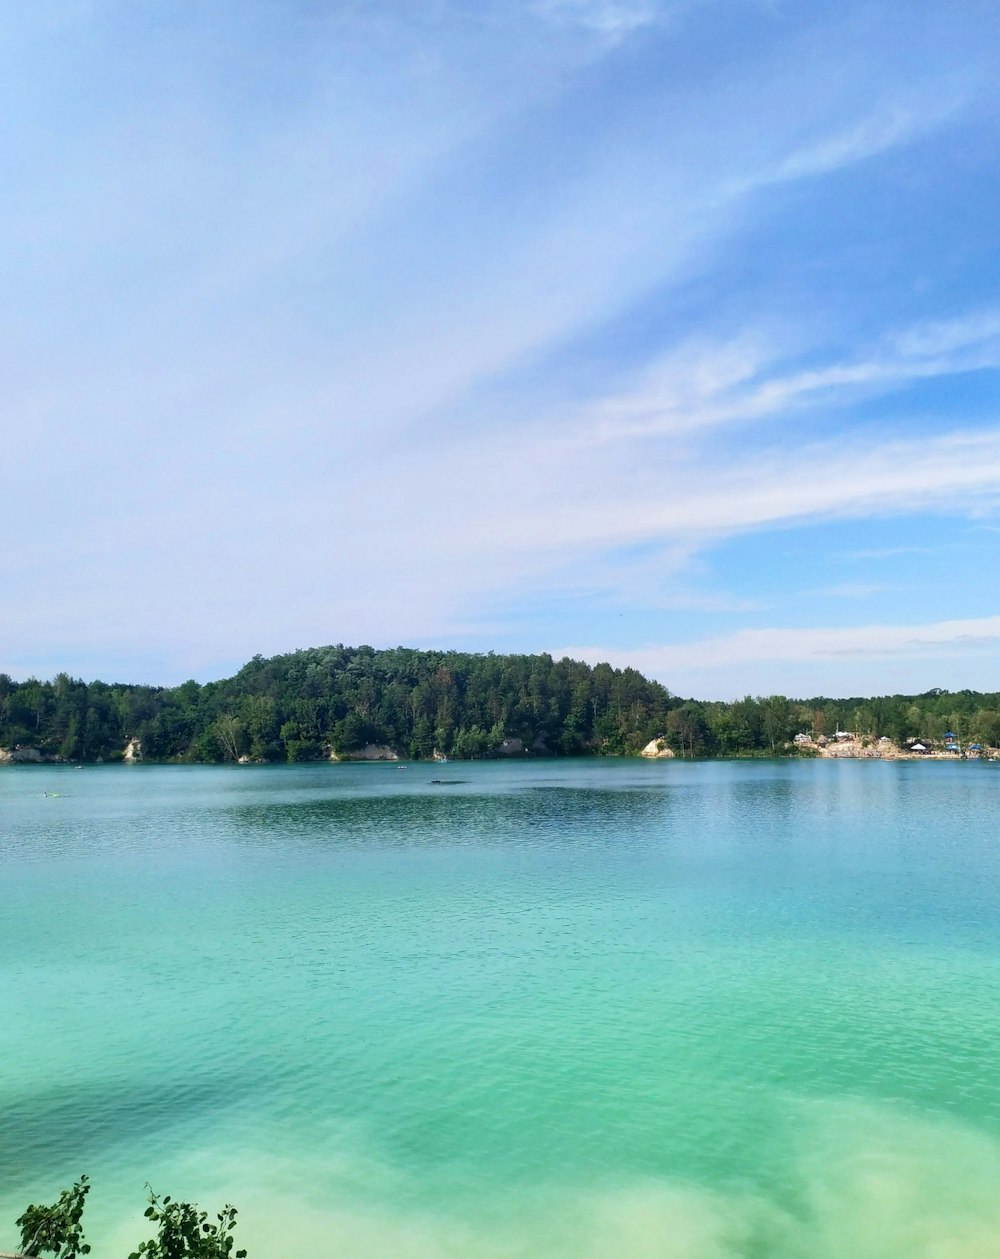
[971, 708, 1000, 748]
[761, 695, 792, 754]
[212, 716, 245, 762]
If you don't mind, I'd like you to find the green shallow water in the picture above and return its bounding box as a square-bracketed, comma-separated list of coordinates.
[3, 759, 1000, 1258]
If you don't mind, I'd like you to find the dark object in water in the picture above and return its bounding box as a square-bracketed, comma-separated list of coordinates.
[430, 779, 467, 785]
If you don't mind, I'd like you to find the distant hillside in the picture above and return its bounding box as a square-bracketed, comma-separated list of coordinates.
[2, 648, 999, 763]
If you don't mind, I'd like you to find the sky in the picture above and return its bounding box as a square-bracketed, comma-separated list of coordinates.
[4, 0, 1000, 700]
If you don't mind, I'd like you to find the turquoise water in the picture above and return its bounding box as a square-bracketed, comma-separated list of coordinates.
[3, 759, 1000, 1258]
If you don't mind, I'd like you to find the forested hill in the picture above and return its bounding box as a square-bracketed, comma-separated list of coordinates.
[0, 646, 673, 762]
[2, 646, 999, 763]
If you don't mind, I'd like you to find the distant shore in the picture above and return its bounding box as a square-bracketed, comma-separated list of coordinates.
[638, 734, 997, 761]
[809, 736, 995, 761]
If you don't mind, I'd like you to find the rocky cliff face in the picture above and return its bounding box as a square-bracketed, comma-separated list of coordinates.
[123, 738, 143, 762]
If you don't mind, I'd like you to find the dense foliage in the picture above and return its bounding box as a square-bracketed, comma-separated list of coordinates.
[648, 687, 1000, 757]
[2, 646, 998, 762]
[0, 646, 672, 761]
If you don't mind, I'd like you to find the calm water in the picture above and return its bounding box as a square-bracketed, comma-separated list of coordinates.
[2, 759, 1000, 1258]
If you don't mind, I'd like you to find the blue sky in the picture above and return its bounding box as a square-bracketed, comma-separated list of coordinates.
[4, 0, 1000, 699]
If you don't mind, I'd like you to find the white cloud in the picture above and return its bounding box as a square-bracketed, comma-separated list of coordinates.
[805, 583, 896, 600]
[532, 0, 672, 39]
[556, 615, 1000, 699]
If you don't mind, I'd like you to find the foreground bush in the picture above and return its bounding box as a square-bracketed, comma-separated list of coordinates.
[5, 1178, 247, 1259]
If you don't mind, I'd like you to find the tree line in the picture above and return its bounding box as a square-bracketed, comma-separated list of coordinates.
[0, 646, 671, 761]
[657, 687, 1000, 757]
[2, 645, 999, 762]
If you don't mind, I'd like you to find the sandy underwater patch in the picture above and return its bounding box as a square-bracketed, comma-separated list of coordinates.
[92, 1099, 1000, 1259]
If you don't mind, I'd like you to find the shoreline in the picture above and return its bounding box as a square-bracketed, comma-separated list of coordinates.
[811, 737, 996, 761]
[3, 744, 997, 766]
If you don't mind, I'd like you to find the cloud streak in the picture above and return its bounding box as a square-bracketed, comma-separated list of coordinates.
[574, 308, 1000, 446]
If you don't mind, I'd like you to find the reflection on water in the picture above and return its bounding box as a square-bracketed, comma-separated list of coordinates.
[2, 760, 1000, 1256]
[226, 781, 675, 851]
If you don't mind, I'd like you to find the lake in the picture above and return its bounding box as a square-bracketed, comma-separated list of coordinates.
[3, 759, 1000, 1258]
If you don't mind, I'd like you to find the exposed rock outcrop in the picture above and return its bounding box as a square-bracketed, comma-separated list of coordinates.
[332, 744, 400, 761]
[640, 738, 675, 759]
[123, 738, 143, 762]
[0, 746, 46, 763]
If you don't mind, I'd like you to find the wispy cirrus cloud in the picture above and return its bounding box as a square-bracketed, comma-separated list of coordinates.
[573, 307, 1000, 446]
[835, 545, 948, 562]
[745, 97, 968, 189]
[11, 403, 998, 682]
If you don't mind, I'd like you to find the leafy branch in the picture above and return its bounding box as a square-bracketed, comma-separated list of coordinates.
[128, 1188, 246, 1259]
[7, 1176, 91, 1259]
[4, 1181, 247, 1259]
